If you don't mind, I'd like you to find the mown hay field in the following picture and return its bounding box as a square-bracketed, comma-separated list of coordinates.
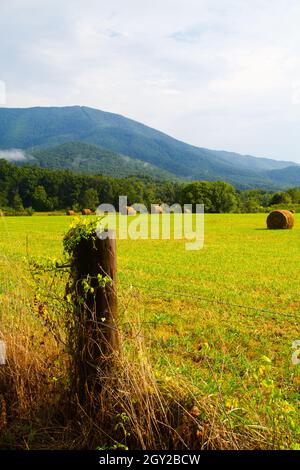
[0, 213, 299, 449]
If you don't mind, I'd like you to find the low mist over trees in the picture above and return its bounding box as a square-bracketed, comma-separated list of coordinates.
[0, 159, 299, 214]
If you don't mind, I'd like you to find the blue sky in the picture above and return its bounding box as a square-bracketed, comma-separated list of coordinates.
[1, 0, 300, 162]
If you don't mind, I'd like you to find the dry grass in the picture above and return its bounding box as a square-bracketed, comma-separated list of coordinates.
[0, 287, 279, 450]
[0, 268, 259, 450]
[0, 214, 300, 449]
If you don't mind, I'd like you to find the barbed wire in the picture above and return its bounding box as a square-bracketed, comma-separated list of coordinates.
[9, 233, 297, 323]
[118, 279, 300, 321]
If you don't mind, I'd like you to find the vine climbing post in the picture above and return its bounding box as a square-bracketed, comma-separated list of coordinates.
[64, 221, 119, 403]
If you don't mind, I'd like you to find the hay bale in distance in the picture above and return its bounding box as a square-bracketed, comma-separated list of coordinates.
[152, 204, 163, 214]
[66, 210, 76, 216]
[82, 208, 93, 215]
[267, 209, 294, 229]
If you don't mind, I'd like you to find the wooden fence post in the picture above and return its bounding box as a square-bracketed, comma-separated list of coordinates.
[73, 229, 119, 402]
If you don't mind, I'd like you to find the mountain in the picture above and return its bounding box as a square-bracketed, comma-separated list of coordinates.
[263, 166, 300, 187]
[0, 105, 298, 189]
[27, 142, 176, 180]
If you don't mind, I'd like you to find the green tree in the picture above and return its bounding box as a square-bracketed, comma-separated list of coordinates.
[286, 188, 300, 204]
[32, 185, 51, 211]
[181, 182, 214, 212]
[0, 192, 8, 208]
[239, 189, 264, 213]
[12, 192, 24, 211]
[180, 181, 238, 213]
[270, 192, 292, 205]
[81, 188, 99, 210]
[210, 182, 238, 213]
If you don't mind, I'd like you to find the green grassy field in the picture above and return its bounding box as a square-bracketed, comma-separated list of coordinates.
[0, 213, 300, 449]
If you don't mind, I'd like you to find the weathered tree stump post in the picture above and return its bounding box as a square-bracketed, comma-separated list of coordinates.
[73, 229, 119, 402]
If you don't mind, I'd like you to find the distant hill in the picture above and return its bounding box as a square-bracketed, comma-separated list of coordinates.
[0, 105, 298, 189]
[263, 166, 300, 187]
[27, 142, 176, 180]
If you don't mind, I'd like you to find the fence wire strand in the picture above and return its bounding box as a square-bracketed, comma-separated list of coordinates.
[118, 279, 300, 321]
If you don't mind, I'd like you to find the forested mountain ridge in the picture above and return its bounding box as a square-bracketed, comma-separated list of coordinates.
[0, 105, 298, 189]
[28, 142, 176, 180]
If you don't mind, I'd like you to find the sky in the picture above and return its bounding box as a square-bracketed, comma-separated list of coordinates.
[1, 0, 300, 162]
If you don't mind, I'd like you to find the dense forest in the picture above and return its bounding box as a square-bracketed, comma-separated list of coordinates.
[28, 142, 176, 180]
[1, 159, 300, 215]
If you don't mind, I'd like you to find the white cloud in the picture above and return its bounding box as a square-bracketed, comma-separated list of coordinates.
[0, 0, 300, 161]
[0, 149, 27, 162]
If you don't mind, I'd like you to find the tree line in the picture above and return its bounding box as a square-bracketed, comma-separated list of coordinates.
[1, 159, 300, 215]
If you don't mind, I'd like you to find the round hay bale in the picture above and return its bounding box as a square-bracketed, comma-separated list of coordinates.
[82, 208, 92, 215]
[66, 210, 76, 216]
[125, 206, 136, 216]
[152, 204, 163, 214]
[267, 209, 294, 229]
